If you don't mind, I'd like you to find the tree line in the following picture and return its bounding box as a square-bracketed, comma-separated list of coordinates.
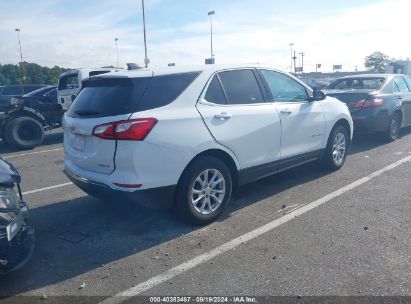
[0, 62, 68, 86]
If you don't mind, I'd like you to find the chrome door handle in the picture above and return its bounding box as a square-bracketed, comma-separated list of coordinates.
[214, 112, 232, 119]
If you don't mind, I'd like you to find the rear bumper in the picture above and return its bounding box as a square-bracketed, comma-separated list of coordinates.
[64, 168, 176, 209]
[351, 109, 391, 133]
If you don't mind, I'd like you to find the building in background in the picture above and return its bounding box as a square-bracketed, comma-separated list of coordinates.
[386, 60, 411, 75]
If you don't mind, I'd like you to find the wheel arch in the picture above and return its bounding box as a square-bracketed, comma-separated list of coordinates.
[178, 148, 240, 192]
[5, 109, 47, 127]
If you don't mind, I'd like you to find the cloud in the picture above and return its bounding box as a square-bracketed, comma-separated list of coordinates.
[0, 0, 409, 72]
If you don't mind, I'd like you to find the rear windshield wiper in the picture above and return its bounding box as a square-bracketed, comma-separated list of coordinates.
[74, 110, 99, 116]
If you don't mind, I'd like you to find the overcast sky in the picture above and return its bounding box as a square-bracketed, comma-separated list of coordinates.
[0, 0, 409, 72]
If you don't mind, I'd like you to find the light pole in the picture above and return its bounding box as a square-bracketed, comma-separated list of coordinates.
[141, 0, 149, 68]
[299, 51, 305, 74]
[208, 10, 215, 63]
[15, 28, 26, 84]
[15, 28, 23, 63]
[289, 43, 294, 74]
[115, 38, 119, 68]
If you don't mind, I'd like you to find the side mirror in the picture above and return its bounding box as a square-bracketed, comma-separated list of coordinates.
[310, 89, 326, 102]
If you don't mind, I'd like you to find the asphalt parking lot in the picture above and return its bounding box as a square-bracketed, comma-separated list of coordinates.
[0, 128, 410, 302]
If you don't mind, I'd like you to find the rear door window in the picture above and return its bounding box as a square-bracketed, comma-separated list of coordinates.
[218, 70, 264, 104]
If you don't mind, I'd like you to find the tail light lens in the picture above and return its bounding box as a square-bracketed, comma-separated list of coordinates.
[92, 118, 157, 141]
[10, 97, 24, 106]
[354, 98, 384, 109]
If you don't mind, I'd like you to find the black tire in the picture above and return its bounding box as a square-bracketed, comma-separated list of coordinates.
[384, 112, 401, 142]
[4, 117, 45, 150]
[176, 156, 232, 225]
[322, 124, 349, 171]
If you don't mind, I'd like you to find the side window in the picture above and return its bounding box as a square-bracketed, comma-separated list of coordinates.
[204, 75, 227, 104]
[393, 77, 409, 93]
[137, 72, 200, 111]
[260, 70, 308, 102]
[218, 70, 264, 104]
[403, 76, 411, 92]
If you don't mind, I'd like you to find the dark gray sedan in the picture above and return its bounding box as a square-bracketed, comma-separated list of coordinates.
[324, 74, 411, 140]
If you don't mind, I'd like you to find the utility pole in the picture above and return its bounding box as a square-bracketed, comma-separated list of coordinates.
[208, 11, 215, 63]
[115, 38, 119, 68]
[299, 51, 305, 74]
[14, 28, 26, 84]
[293, 51, 297, 74]
[289, 43, 294, 74]
[141, 0, 149, 68]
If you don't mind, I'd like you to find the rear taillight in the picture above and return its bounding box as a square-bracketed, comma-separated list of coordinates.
[354, 98, 384, 109]
[93, 123, 115, 139]
[92, 118, 157, 141]
[10, 97, 24, 106]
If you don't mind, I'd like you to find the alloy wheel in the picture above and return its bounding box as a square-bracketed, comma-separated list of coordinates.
[190, 169, 226, 215]
[332, 132, 346, 166]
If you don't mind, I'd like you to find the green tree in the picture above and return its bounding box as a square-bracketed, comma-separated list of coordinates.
[364, 51, 389, 73]
[0, 62, 68, 85]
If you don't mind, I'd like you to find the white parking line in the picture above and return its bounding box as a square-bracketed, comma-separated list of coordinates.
[100, 155, 411, 304]
[22, 182, 73, 195]
[2, 148, 64, 159]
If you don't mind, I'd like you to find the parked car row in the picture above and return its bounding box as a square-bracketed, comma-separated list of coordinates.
[2, 66, 411, 274]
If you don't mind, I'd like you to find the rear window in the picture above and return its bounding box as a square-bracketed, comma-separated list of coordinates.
[58, 74, 79, 90]
[67, 77, 150, 118]
[327, 77, 385, 90]
[67, 72, 200, 118]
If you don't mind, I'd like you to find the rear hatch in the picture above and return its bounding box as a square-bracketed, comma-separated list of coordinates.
[63, 72, 153, 174]
[323, 89, 377, 112]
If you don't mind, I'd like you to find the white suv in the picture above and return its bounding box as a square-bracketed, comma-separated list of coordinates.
[63, 65, 353, 224]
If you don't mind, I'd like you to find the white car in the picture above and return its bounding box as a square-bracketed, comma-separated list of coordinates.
[63, 65, 353, 224]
